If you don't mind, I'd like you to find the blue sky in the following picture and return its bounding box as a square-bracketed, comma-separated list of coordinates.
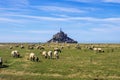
[0, 0, 120, 43]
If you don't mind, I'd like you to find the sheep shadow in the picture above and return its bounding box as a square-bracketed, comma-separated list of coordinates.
[0, 65, 9, 68]
[12, 56, 23, 58]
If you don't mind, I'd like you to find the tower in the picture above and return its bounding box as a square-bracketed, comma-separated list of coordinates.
[60, 28, 62, 33]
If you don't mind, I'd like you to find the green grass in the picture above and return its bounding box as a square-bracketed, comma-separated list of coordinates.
[0, 43, 120, 80]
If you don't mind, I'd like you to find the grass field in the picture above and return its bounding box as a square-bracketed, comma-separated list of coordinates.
[0, 43, 120, 80]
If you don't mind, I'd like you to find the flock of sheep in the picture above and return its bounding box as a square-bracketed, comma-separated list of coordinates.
[10, 45, 62, 62]
[0, 44, 62, 67]
[42, 48, 61, 59]
[0, 43, 105, 67]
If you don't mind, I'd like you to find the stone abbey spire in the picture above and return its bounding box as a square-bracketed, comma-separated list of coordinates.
[47, 29, 77, 43]
[60, 28, 62, 32]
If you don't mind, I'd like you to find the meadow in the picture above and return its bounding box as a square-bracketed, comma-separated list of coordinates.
[0, 43, 120, 80]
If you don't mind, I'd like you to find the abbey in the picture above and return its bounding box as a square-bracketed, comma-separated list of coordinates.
[47, 29, 77, 43]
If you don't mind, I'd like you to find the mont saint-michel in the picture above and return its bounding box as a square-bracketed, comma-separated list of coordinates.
[47, 29, 77, 43]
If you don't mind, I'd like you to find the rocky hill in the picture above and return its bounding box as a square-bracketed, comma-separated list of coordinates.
[47, 30, 77, 43]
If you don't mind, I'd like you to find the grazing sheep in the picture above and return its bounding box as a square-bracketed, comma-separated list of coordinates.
[98, 48, 101, 51]
[11, 50, 20, 58]
[9, 46, 13, 49]
[0, 57, 2, 66]
[75, 45, 81, 49]
[75, 44, 81, 49]
[93, 48, 104, 53]
[36, 45, 45, 50]
[54, 49, 61, 59]
[54, 48, 61, 53]
[54, 51, 59, 59]
[20, 45, 24, 49]
[93, 48, 98, 51]
[42, 51, 47, 59]
[47, 51, 52, 59]
[29, 53, 35, 61]
[15, 44, 19, 47]
[29, 53, 39, 62]
[28, 46, 34, 50]
[36, 46, 40, 49]
[54, 48, 59, 51]
[39, 46, 45, 50]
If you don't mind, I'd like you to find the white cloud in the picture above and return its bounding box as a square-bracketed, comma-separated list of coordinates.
[91, 26, 120, 37]
[67, 0, 104, 3]
[66, 0, 93, 2]
[0, 14, 68, 22]
[0, 0, 29, 8]
[15, 14, 68, 21]
[51, 14, 69, 17]
[1, 13, 120, 24]
[65, 17, 120, 23]
[35, 6, 84, 13]
[14, 30, 57, 34]
[103, 0, 120, 3]
[0, 17, 22, 23]
[67, 0, 120, 3]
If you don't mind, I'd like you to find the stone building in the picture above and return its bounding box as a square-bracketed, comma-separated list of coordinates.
[47, 29, 77, 43]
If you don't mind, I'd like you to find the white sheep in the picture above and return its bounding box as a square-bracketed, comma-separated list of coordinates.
[93, 48, 104, 53]
[11, 50, 20, 58]
[29, 53, 35, 61]
[54, 49, 61, 59]
[42, 51, 47, 59]
[29, 53, 39, 62]
[47, 51, 52, 59]
[93, 48, 98, 51]
[20, 45, 24, 49]
[54, 51, 59, 59]
[9, 46, 13, 49]
[0, 57, 2, 66]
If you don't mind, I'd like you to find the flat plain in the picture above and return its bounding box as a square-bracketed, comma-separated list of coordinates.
[0, 43, 120, 80]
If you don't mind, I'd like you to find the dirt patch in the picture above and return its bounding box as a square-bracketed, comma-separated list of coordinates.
[0, 70, 63, 77]
[67, 72, 81, 78]
[0, 45, 5, 46]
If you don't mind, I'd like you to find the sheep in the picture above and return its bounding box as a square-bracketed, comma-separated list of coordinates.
[39, 46, 45, 50]
[60, 46, 64, 49]
[0, 57, 2, 66]
[93, 48, 104, 53]
[89, 47, 93, 50]
[47, 51, 52, 59]
[75, 45, 81, 49]
[36, 46, 45, 50]
[93, 48, 98, 51]
[11, 50, 20, 58]
[98, 48, 104, 53]
[28, 46, 34, 50]
[15, 44, 19, 47]
[54, 48, 61, 53]
[9, 46, 13, 49]
[75, 44, 81, 49]
[36, 45, 40, 49]
[29, 53, 39, 62]
[54, 48, 59, 51]
[29, 53, 35, 61]
[54, 51, 59, 59]
[54, 48, 61, 59]
[42, 51, 47, 59]
[20, 45, 24, 49]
